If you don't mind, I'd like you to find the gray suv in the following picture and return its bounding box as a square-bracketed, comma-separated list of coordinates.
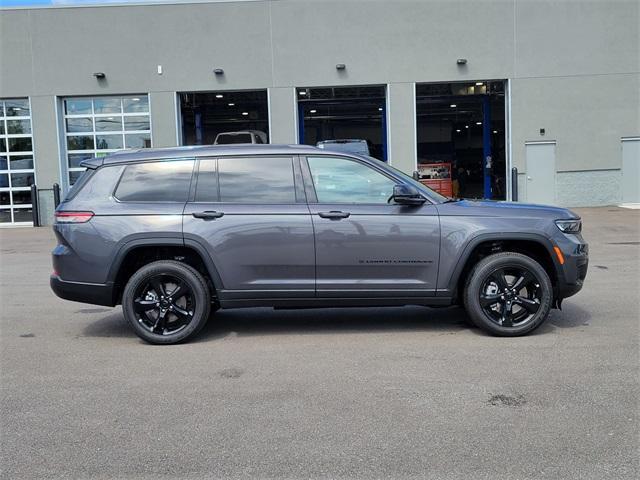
[50, 145, 588, 344]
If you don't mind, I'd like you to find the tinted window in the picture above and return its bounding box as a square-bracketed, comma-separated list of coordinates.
[307, 156, 396, 203]
[218, 157, 295, 203]
[115, 160, 194, 202]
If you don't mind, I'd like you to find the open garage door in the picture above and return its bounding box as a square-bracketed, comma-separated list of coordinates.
[297, 86, 387, 161]
[179, 90, 269, 146]
[416, 81, 506, 200]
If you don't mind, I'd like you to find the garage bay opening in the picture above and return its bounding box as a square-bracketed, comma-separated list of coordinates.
[179, 90, 269, 146]
[297, 85, 387, 161]
[415, 81, 506, 199]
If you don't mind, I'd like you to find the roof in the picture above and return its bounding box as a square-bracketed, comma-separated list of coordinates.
[82, 144, 326, 168]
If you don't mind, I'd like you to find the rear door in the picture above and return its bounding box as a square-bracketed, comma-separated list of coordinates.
[182, 155, 315, 299]
[302, 155, 440, 297]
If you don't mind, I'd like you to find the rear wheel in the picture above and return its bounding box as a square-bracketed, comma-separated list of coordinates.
[463, 252, 552, 336]
[122, 260, 211, 344]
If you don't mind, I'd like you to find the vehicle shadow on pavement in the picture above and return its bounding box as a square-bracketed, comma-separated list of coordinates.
[195, 306, 469, 342]
[81, 305, 472, 341]
[81, 303, 591, 342]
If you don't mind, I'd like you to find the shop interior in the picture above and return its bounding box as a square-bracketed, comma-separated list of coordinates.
[415, 81, 506, 199]
[297, 86, 387, 161]
[179, 90, 269, 146]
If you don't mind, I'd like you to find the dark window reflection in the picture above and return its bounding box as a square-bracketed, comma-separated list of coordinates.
[10, 156, 34, 170]
[65, 117, 93, 133]
[96, 135, 123, 150]
[8, 137, 32, 152]
[12, 190, 31, 204]
[115, 160, 194, 202]
[13, 208, 32, 222]
[218, 157, 295, 203]
[5, 99, 29, 117]
[11, 172, 35, 187]
[67, 136, 94, 150]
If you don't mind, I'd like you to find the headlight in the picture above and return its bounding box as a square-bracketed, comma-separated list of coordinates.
[555, 219, 582, 233]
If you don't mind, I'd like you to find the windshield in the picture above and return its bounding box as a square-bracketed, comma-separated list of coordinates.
[361, 156, 449, 203]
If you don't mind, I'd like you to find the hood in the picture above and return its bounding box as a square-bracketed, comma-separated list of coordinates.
[437, 199, 579, 220]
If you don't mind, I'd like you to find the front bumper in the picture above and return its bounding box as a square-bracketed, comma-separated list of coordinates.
[50, 275, 116, 307]
[556, 242, 589, 300]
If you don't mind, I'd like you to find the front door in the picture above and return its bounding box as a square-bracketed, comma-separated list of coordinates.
[303, 155, 440, 297]
[183, 156, 315, 299]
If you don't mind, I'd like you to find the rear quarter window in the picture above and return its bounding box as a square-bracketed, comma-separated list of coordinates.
[115, 159, 195, 202]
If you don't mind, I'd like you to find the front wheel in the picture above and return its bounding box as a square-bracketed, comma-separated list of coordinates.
[122, 260, 211, 344]
[463, 252, 553, 336]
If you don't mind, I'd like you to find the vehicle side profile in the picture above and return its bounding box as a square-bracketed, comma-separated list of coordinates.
[50, 145, 588, 344]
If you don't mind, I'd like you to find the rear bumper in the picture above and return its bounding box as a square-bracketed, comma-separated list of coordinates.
[50, 275, 116, 307]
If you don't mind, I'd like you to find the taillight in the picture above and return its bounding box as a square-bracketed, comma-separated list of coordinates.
[54, 211, 94, 223]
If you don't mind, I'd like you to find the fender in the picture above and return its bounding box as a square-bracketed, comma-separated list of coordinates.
[438, 231, 561, 297]
[106, 235, 184, 285]
[182, 236, 225, 292]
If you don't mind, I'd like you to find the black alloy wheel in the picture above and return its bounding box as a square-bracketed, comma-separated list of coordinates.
[463, 252, 553, 336]
[122, 260, 211, 344]
[133, 274, 196, 336]
[479, 266, 542, 328]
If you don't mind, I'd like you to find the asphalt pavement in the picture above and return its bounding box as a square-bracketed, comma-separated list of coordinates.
[1, 207, 638, 479]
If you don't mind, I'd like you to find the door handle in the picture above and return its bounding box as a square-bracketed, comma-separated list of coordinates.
[192, 211, 224, 220]
[318, 211, 350, 219]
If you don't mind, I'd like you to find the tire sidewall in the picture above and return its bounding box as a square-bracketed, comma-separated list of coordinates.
[122, 261, 211, 344]
[464, 253, 553, 336]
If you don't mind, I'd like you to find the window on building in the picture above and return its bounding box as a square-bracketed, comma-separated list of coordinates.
[115, 160, 194, 203]
[0, 98, 35, 224]
[217, 157, 296, 203]
[307, 156, 396, 204]
[63, 95, 151, 186]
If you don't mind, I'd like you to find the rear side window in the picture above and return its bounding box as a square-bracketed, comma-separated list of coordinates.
[65, 168, 96, 201]
[217, 157, 296, 203]
[115, 159, 194, 202]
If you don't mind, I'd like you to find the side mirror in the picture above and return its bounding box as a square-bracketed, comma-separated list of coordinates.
[392, 184, 425, 205]
[412, 171, 420, 180]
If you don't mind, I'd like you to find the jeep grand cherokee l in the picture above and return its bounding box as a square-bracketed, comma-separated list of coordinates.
[51, 145, 588, 344]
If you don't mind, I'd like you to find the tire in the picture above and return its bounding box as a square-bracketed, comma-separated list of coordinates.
[122, 260, 212, 344]
[463, 252, 553, 336]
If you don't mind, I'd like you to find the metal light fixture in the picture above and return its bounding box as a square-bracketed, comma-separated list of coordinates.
[456, 58, 467, 65]
[93, 72, 106, 79]
[336, 63, 346, 70]
[213, 68, 224, 75]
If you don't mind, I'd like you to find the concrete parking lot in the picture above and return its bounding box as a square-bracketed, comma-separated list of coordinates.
[1, 207, 638, 479]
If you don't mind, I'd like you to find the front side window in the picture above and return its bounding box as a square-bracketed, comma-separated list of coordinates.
[307, 156, 396, 204]
[217, 157, 296, 203]
[115, 160, 194, 202]
[63, 95, 151, 186]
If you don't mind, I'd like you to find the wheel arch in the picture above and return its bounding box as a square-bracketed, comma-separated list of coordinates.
[107, 238, 224, 304]
[446, 233, 561, 301]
